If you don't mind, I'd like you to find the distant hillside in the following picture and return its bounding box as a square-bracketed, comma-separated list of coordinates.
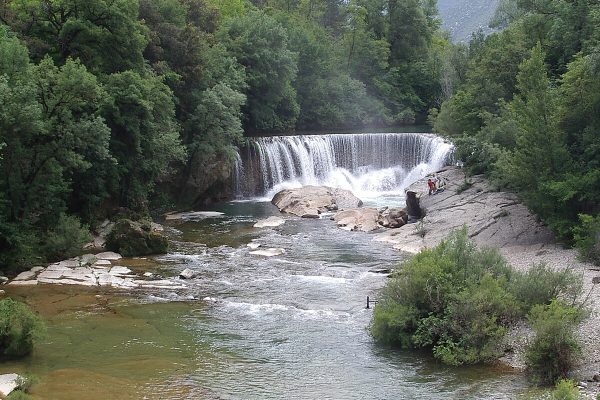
[437, 0, 500, 42]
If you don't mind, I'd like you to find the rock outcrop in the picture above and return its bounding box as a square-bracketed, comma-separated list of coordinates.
[333, 208, 380, 232]
[272, 186, 363, 218]
[375, 167, 555, 253]
[8, 252, 185, 289]
[106, 219, 169, 257]
[0, 373, 21, 397]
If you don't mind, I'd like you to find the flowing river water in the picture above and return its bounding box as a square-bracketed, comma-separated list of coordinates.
[2, 133, 531, 399]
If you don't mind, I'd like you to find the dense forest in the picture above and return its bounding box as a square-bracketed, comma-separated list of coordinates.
[431, 0, 600, 264]
[1, 0, 599, 272]
[0, 0, 449, 271]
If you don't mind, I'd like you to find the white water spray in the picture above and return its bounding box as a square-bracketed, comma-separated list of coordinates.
[234, 133, 453, 204]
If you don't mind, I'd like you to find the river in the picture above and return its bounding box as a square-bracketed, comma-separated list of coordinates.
[1, 132, 530, 399]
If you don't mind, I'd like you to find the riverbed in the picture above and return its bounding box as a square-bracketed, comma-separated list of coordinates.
[2, 201, 531, 399]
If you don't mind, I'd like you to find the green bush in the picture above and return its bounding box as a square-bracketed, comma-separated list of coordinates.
[573, 214, 600, 265]
[370, 228, 519, 365]
[510, 263, 582, 314]
[42, 214, 91, 262]
[7, 391, 32, 400]
[0, 299, 46, 358]
[550, 379, 580, 400]
[370, 228, 587, 368]
[525, 301, 585, 384]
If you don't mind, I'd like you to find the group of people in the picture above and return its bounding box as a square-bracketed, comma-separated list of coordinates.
[427, 175, 446, 195]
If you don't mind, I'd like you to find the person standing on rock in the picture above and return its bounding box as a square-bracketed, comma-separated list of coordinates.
[427, 178, 436, 195]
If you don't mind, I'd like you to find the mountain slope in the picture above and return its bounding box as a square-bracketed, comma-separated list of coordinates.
[437, 0, 500, 42]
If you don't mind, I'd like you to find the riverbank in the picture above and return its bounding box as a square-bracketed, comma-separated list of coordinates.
[375, 167, 599, 394]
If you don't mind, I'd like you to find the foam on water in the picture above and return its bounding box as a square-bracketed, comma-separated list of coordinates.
[233, 132, 453, 205]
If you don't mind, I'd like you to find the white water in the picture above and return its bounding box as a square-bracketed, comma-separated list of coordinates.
[234, 133, 453, 205]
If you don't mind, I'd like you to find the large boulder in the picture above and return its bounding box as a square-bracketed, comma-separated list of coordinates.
[378, 208, 409, 228]
[272, 186, 363, 218]
[333, 208, 380, 232]
[105, 219, 168, 257]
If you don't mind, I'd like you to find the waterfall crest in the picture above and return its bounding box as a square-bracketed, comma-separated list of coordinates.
[234, 133, 453, 203]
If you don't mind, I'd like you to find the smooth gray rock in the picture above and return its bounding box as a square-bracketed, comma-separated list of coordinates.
[179, 268, 198, 279]
[0, 373, 21, 397]
[249, 248, 286, 257]
[254, 216, 285, 228]
[272, 186, 363, 218]
[333, 208, 380, 232]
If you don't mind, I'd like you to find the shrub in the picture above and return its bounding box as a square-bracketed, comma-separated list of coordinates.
[370, 228, 518, 365]
[550, 379, 580, 400]
[573, 213, 600, 265]
[42, 214, 90, 261]
[525, 301, 585, 384]
[510, 263, 583, 314]
[0, 299, 46, 358]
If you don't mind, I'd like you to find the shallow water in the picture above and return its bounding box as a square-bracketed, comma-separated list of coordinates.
[3, 201, 529, 399]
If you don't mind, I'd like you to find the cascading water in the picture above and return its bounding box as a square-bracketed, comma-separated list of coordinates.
[234, 132, 453, 205]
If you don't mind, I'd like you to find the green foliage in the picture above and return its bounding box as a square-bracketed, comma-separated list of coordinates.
[434, 0, 600, 250]
[370, 228, 518, 365]
[371, 228, 586, 369]
[41, 214, 91, 262]
[510, 263, 582, 314]
[550, 379, 580, 400]
[573, 214, 600, 265]
[525, 301, 585, 385]
[7, 391, 32, 400]
[0, 299, 46, 359]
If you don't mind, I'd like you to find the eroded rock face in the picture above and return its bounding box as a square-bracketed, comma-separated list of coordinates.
[272, 186, 363, 218]
[333, 208, 380, 232]
[105, 219, 168, 257]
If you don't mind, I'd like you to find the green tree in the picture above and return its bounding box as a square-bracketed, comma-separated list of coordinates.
[218, 10, 299, 131]
[102, 71, 185, 210]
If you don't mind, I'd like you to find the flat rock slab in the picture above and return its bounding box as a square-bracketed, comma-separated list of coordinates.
[95, 251, 122, 260]
[164, 211, 225, 221]
[249, 248, 286, 257]
[7, 280, 38, 286]
[272, 186, 363, 218]
[254, 216, 285, 228]
[13, 270, 37, 281]
[109, 266, 133, 276]
[0, 373, 20, 397]
[92, 259, 112, 266]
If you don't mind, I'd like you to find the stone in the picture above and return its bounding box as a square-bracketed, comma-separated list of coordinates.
[109, 266, 133, 276]
[133, 280, 186, 289]
[369, 268, 392, 274]
[593, 276, 600, 285]
[179, 268, 198, 279]
[333, 208, 380, 232]
[164, 211, 225, 221]
[0, 290, 5, 295]
[254, 216, 285, 228]
[0, 276, 7, 284]
[106, 219, 169, 257]
[31, 266, 44, 272]
[592, 374, 600, 382]
[249, 248, 286, 257]
[79, 254, 97, 266]
[92, 259, 112, 266]
[405, 190, 423, 219]
[95, 251, 123, 260]
[7, 280, 38, 286]
[143, 272, 154, 277]
[272, 186, 362, 218]
[247, 242, 261, 250]
[577, 381, 588, 388]
[0, 373, 21, 397]
[13, 270, 37, 281]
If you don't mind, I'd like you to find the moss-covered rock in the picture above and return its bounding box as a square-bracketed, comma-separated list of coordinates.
[105, 220, 168, 257]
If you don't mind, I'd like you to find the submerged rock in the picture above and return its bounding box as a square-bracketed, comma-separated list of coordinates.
[105, 219, 168, 257]
[249, 248, 286, 257]
[254, 216, 285, 228]
[272, 186, 363, 218]
[247, 242, 262, 250]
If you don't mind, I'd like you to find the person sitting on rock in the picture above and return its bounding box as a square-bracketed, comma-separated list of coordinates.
[427, 178, 436, 195]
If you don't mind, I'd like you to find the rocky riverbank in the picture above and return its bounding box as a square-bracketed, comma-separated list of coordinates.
[375, 166, 600, 395]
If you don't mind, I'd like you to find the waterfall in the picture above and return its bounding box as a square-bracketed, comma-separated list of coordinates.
[234, 133, 453, 203]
